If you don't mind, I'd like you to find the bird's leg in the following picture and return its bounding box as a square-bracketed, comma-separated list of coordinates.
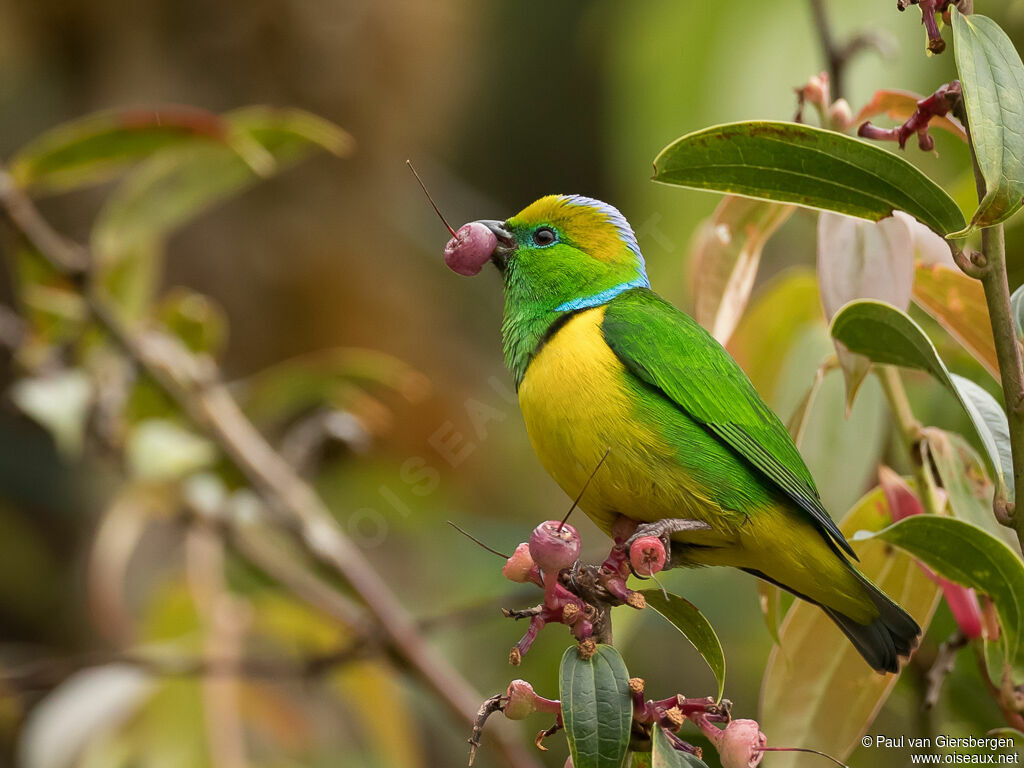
[624, 518, 712, 572]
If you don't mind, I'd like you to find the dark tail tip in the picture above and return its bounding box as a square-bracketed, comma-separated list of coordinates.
[825, 581, 921, 674]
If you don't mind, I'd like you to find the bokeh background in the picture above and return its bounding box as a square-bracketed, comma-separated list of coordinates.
[1, 1, 1023, 767]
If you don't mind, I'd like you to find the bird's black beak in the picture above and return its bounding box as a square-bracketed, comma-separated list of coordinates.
[476, 219, 515, 271]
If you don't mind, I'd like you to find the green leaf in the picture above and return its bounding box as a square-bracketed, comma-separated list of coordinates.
[653, 121, 965, 236]
[952, 373, 1015, 504]
[830, 299, 1014, 503]
[559, 644, 632, 768]
[640, 590, 725, 702]
[651, 725, 709, 768]
[8, 107, 235, 194]
[760, 486, 943, 767]
[951, 10, 1024, 233]
[91, 107, 352, 319]
[866, 515, 1024, 680]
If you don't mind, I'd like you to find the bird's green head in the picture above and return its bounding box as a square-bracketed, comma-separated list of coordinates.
[443, 194, 649, 383]
[480, 194, 649, 314]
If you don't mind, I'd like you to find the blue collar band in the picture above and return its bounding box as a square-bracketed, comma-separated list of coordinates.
[554, 276, 649, 312]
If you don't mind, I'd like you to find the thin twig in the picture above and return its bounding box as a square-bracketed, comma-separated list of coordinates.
[0, 169, 538, 768]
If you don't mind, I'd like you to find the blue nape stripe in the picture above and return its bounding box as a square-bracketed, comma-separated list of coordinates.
[554, 276, 649, 312]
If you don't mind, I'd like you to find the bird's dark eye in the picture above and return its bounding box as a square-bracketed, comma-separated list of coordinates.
[533, 227, 556, 246]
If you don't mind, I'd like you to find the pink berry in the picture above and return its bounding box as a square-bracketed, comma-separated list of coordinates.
[502, 543, 535, 584]
[629, 536, 666, 576]
[718, 720, 767, 768]
[444, 222, 497, 276]
[503, 679, 536, 720]
[528, 521, 581, 573]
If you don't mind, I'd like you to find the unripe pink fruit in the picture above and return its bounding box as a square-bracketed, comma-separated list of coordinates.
[444, 222, 497, 276]
[718, 720, 767, 768]
[629, 536, 666, 576]
[529, 521, 581, 573]
[502, 543, 535, 583]
[503, 679, 536, 720]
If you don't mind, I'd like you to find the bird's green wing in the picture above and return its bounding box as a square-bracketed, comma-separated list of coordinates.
[602, 289, 854, 557]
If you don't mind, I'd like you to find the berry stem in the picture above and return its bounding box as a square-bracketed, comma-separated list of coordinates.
[406, 160, 457, 237]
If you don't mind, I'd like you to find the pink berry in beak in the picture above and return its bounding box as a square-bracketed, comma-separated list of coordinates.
[444, 222, 497, 276]
[528, 520, 581, 573]
[629, 536, 666, 576]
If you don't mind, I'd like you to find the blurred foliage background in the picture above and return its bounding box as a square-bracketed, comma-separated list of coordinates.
[0, 1, 1023, 767]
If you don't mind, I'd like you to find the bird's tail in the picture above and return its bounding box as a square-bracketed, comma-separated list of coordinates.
[823, 570, 920, 674]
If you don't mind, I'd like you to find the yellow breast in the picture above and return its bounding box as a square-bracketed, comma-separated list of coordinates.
[518, 306, 725, 536]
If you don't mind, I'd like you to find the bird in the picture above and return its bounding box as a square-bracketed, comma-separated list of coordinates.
[449, 193, 920, 674]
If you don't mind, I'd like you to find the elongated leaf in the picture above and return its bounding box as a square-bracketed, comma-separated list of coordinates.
[952, 10, 1024, 233]
[651, 725, 709, 768]
[8, 107, 234, 194]
[91, 108, 352, 318]
[817, 212, 914, 406]
[866, 515, 1024, 680]
[913, 263, 998, 378]
[93, 107, 352, 264]
[855, 89, 967, 143]
[641, 590, 725, 702]
[653, 121, 966, 236]
[689, 196, 794, 344]
[954, 373, 1015, 502]
[830, 299, 1014, 502]
[560, 645, 632, 768]
[760, 487, 942, 767]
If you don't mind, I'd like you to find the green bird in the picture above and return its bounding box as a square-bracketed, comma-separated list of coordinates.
[453, 193, 919, 673]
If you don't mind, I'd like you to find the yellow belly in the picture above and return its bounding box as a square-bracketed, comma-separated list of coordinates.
[517, 306, 731, 543]
[516, 306, 873, 620]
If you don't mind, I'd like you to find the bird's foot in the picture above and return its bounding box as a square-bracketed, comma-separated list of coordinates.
[624, 518, 711, 574]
